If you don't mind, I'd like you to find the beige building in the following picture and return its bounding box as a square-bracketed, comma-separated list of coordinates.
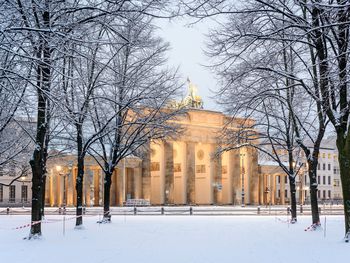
[44, 109, 261, 207]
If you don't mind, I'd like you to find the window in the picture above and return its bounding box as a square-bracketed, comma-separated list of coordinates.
[322, 163, 326, 170]
[328, 164, 331, 170]
[278, 189, 281, 198]
[21, 185, 28, 203]
[323, 176, 326, 185]
[9, 185, 15, 202]
[0, 166, 3, 176]
[221, 165, 227, 174]
[150, 162, 160, 172]
[318, 176, 320, 184]
[334, 179, 340, 187]
[328, 190, 331, 198]
[328, 176, 331, 185]
[0, 185, 3, 202]
[323, 190, 326, 199]
[277, 176, 280, 184]
[196, 165, 206, 173]
[317, 163, 320, 170]
[285, 176, 287, 184]
[317, 190, 320, 198]
[328, 153, 331, 159]
[322, 153, 325, 158]
[174, 163, 182, 173]
[285, 189, 288, 198]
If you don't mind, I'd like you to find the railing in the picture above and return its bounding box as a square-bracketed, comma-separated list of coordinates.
[123, 199, 150, 207]
[0, 204, 345, 216]
[0, 198, 31, 207]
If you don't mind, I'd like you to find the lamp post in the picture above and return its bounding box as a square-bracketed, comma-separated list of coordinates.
[240, 153, 245, 207]
[20, 176, 26, 207]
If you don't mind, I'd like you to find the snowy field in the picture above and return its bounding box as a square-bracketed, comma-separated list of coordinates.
[0, 215, 348, 263]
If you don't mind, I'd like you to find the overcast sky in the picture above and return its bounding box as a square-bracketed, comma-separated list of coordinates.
[157, 18, 221, 111]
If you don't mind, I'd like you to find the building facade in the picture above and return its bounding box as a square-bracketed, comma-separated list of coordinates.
[0, 165, 31, 207]
[43, 109, 260, 207]
[258, 136, 343, 206]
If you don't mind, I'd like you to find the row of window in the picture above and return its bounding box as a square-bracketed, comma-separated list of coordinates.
[0, 185, 28, 203]
[317, 163, 332, 171]
[317, 190, 332, 199]
[279, 175, 339, 187]
[320, 153, 337, 160]
[273, 150, 337, 160]
[317, 175, 332, 185]
[277, 189, 333, 199]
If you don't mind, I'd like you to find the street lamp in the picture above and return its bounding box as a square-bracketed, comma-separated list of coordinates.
[240, 153, 245, 207]
[20, 176, 26, 207]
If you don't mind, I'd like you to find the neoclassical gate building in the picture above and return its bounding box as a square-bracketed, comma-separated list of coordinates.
[45, 108, 262, 207]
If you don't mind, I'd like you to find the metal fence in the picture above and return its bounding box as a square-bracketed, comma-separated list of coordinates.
[0, 204, 345, 216]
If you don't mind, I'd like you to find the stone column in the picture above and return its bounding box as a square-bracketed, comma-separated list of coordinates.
[281, 174, 286, 205]
[117, 159, 126, 205]
[109, 170, 116, 206]
[134, 167, 142, 199]
[141, 143, 151, 201]
[84, 168, 93, 207]
[164, 141, 174, 204]
[248, 148, 259, 205]
[259, 174, 264, 205]
[270, 174, 277, 205]
[186, 142, 195, 204]
[150, 141, 165, 205]
[55, 174, 61, 207]
[212, 150, 221, 205]
[93, 169, 100, 206]
[72, 167, 77, 206]
[49, 171, 54, 207]
[221, 151, 232, 204]
[99, 169, 104, 206]
[173, 141, 187, 204]
[232, 149, 241, 205]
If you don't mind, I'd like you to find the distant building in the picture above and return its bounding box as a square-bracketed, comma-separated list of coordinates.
[258, 136, 343, 206]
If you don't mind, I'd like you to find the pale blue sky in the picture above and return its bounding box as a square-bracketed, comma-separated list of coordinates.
[157, 18, 220, 111]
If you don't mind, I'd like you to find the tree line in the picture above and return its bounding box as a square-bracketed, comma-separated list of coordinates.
[0, 0, 183, 238]
[182, 0, 350, 240]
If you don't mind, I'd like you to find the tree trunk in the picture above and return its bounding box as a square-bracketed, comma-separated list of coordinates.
[29, 73, 47, 237]
[289, 176, 297, 222]
[29, 155, 43, 237]
[29, 8, 51, 235]
[336, 134, 350, 236]
[103, 170, 113, 222]
[75, 127, 84, 227]
[40, 173, 47, 217]
[308, 161, 320, 225]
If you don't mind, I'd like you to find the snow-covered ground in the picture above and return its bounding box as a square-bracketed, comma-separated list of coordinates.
[0, 215, 347, 263]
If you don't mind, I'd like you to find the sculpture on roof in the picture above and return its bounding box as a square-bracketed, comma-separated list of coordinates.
[167, 78, 204, 109]
[183, 78, 203, 109]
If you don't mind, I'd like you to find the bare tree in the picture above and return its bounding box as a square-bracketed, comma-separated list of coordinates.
[182, 0, 341, 230]
[87, 13, 183, 222]
[1, 0, 174, 237]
